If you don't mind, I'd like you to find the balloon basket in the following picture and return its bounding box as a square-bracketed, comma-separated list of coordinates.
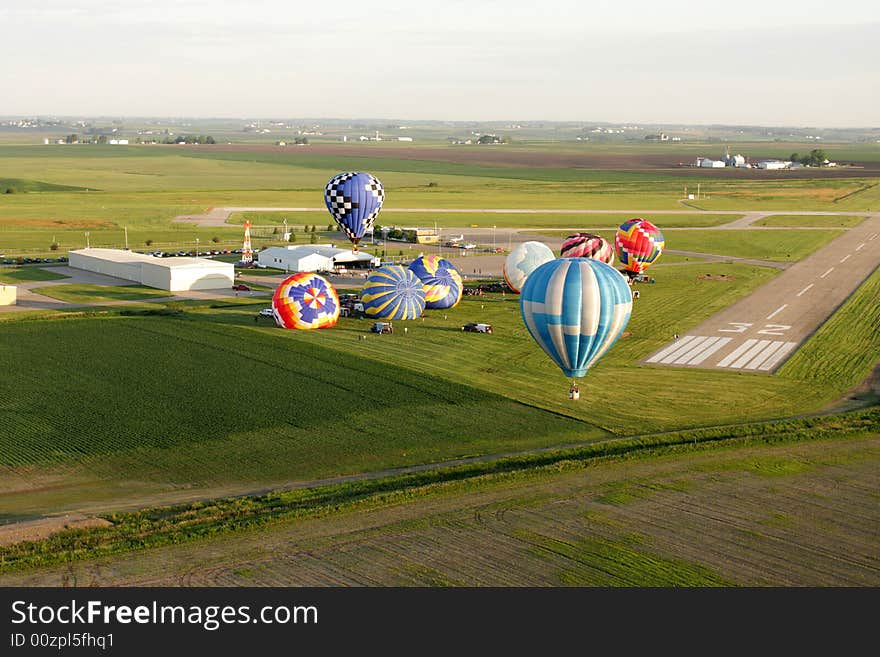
[568, 382, 580, 401]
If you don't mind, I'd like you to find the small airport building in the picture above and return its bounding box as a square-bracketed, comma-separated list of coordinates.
[69, 248, 234, 291]
[0, 284, 16, 306]
[257, 245, 380, 273]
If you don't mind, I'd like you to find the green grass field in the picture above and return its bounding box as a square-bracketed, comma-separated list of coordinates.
[30, 284, 173, 303]
[0, 266, 69, 283]
[753, 214, 867, 227]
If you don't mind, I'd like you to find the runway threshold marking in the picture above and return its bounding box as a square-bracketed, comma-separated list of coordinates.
[766, 304, 788, 320]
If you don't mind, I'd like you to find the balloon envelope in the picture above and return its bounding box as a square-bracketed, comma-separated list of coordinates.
[361, 265, 426, 319]
[520, 258, 632, 378]
[614, 218, 664, 274]
[560, 233, 614, 265]
[324, 172, 384, 247]
[408, 255, 463, 309]
[272, 272, 340, 330]
[503, 241, 555, 293]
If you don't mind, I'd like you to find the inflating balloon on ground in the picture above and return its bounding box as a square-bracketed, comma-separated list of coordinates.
[272, 273, 341, 330]
[503, 241, 555, 293]
[361, 265, 426, 319]
[560, 233, 614, 265]
[408, 255, 463, 309]
[614, 218, 664, 275]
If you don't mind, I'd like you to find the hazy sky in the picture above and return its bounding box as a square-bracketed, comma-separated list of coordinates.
[2, 0, 878, 126]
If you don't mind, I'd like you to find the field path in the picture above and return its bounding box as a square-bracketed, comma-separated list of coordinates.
[644, 215, 880, 373]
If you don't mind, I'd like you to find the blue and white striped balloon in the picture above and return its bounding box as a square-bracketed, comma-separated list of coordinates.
[520, 258, 632, 379]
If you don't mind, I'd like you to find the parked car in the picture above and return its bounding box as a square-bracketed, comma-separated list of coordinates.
[232, 284, 251, 291]
[370, 322, 393, 334]
[462, 322, 493, 334]
[259, 308, 274, 317]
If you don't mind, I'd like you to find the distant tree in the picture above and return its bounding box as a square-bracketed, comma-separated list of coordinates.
[309, 232, 318, 244]
[272, 226, 279, 235]
[212, 236, 220, 243]
[65, 134, 78, 144]
[311, 225, 317, 232]
[50, 242, 59, 251]
[145, 239, 154, 247]
[97, 135, 107, 144]
[303, 225, 310, 233]
[288, 232, 296, 243]
[205, 136, 215, 144]
[804, 149, 828, 166]
[789, 152, 800, 163]
[326, 223, 334, 231]
[426, 181, 439, 187]
[4, 187, 17, 194]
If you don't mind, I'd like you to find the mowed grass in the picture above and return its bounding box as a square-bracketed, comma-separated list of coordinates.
[0, 267, 69, 283]
[533, 227, 841, 262]
[753, 214, 867, 227]
[663, 229, 843, 261]
[30, 284, 172, 303]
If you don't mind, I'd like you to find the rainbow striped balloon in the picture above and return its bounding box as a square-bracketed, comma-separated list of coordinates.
[560, 233, 614, 265]
[408, 255, 463, 309]
[614, 218, 664, 274]
[272, 273, 340, 330]
[361, 265, 426, 319]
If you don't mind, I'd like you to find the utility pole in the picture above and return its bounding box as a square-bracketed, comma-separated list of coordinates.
[85, 231, 90, 249]
[124, 226, 129, 250]
[195, 237, 199, 258]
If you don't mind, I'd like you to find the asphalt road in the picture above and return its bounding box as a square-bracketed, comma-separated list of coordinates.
[644, 216, 880, 372]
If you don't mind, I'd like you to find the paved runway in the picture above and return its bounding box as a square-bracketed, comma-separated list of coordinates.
[643, 216, 880, 373]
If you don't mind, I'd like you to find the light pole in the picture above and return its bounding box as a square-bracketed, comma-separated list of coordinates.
[195, 237, 199, 258]
[85, 231, 90, 249]
[492, 225, 496, 251]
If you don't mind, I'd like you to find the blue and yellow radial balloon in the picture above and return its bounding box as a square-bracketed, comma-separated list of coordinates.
[324, 172, 384, 251]
[272, 273, 340, 330]
[520, 258, 632, 380]
[408, 255, 463, 309]
[361, 265, 426, 319]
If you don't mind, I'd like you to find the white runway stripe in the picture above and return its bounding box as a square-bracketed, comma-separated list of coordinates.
[855, 243, 865, 251]
[839, 254, 851, 263]
[671, 336, 719, 364]
[820, 267, 834, 279]
[743, 341, 787, 370]
[659, 336, 708, 364]
[645, 335, 699, 363]
[758, 342, 797, 371]
[869, 233, 877, 241]
[728, 339, 772, 369]
[716, 339, 758, 368]
[796, 283, 814, 297]
[766, 304, 787, 320]
[685, 337, 732, 365]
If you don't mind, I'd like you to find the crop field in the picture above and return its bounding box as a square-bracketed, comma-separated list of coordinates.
[0, 140, 877, 581]
[2, 262, 878, 519]
[1, 430, 877, 586]
[1, 144, 879, 260]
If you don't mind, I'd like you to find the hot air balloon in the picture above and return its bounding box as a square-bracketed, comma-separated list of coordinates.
[408, 255, 463, 309]
[503, 241, 555, 293]
[614, 218, 664, 275]
[560, 233, 614, 265]
[520, 258, 632, 398]
[272, 272, 340, 330]
[361, 265, 426, 319]
[324, 172, 384, 252]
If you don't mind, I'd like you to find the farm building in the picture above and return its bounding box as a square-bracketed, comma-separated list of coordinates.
[697, 157, 726, 168]
[0, 284, 16, 305]
[756, 160, 790, 170]
[257, 245, 380, 273]
[68, 248, 234, 291]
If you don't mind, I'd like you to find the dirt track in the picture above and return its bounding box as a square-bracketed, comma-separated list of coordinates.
[178, 143, 880, 179]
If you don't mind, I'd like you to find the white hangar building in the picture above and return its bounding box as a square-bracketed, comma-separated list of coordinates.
[69, 248, 234, 291]
[257, 245, 380, 273]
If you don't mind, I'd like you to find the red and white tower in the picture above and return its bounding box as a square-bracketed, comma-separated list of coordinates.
[242, 220, 253, 266]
